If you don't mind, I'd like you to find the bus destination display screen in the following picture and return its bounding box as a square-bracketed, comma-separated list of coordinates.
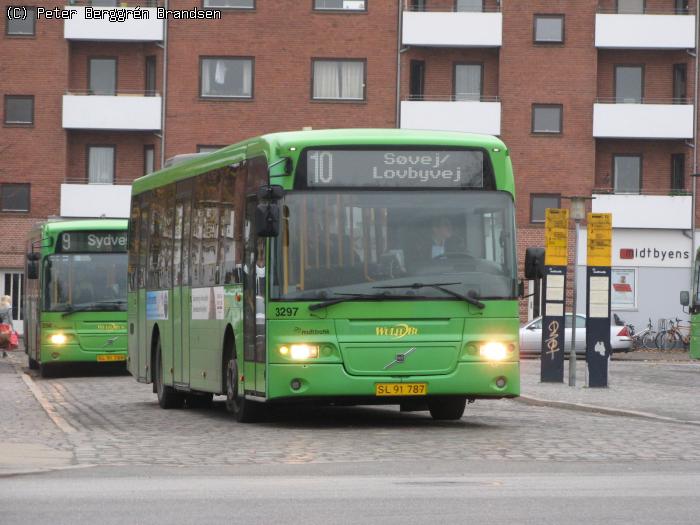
[56, 231, 128, 253]
[304, 149, 485, 188]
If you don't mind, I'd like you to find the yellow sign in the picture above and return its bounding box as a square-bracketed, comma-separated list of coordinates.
[544, 208, 569, 266]
[587, 213, 612, 267]
[375, 383, 427, 396]
[375, 324, 418, 339]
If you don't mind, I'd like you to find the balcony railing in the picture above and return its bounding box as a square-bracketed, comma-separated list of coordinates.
[593, 98, 694, 139]
[402, 4, 502, 47]
[62, 90, 162, 131]
[60, 182, 132, 219]
[591, 191, 692, 229]
[595, 7, 696, 49]
[64, 4, 164, 41]
[67, 0, 161, 6]
[400, 96, 501, 135]
[403, 2, 501, 12]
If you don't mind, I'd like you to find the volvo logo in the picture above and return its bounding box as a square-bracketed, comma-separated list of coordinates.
[384, 347, 417, 370]
[102, 336, 119, 348]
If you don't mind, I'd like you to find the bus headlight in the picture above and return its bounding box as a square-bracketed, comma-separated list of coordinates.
[280, 344, 319, 360]
[49, 333, 68, 345]
[479, 342, 508, 361]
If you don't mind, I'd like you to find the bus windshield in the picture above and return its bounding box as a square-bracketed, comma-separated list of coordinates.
[43, 253, 127, 312]
[271, 190, 517, 301]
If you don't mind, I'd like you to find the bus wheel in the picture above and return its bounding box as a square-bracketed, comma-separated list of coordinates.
[428, 396, 466, 421]
[155, 340, 183, 409]
[28, 357, 39, 370]
[224, 354, 259, 423]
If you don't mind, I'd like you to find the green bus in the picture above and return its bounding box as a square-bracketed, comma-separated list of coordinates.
[681, 249, 700, 359]
[24, 219, 129, 377]
[128, 129, 520, 421]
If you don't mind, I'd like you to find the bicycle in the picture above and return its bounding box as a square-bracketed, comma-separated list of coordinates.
[629, 318, 656, 349]
[655, 318, 690, 350]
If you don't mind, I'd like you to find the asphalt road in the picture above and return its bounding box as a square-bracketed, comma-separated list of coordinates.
[2, 463, 699, 525]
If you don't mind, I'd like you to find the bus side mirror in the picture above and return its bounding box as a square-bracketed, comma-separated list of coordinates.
[518, 280, 525, 298]
[256, 202, 280, 238]
[680, 290, 690, 307]
[524, 247, 545, 280]
[26, 252, 40, 280]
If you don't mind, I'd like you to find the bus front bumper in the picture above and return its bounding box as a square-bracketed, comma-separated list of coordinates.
[266, 361, 519, 401]
[40, 344, 127, 364]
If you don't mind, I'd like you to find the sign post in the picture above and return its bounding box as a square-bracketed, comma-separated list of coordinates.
[540, 208, 569, 383]
[586, 213, 613, 387]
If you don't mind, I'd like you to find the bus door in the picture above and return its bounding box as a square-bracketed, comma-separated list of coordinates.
[244, 198, 266, 396]
[173, 186, 192, 385]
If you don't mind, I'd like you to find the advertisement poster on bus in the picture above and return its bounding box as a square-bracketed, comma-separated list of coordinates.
[611, 268, 636, 310]
[191, 287, 224, 320]
[146, 290, 168, 320]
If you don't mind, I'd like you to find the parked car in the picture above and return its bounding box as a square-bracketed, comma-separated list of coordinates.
[520, 313, 633, 356]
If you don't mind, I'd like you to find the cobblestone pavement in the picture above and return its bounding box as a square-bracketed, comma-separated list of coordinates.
[520, 358, 700, 422]
[2, 351, 700, 473]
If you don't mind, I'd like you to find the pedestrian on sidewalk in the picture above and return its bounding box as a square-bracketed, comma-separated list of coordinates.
[0, 295, 14, 358]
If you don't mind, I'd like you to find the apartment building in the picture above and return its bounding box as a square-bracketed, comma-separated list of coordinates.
[1, 0, 697, 329]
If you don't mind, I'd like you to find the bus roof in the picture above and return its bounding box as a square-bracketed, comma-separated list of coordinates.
[39, 218, 128, 236]
[131, 129, 508, 196]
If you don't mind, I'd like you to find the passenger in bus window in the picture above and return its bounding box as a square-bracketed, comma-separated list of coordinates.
[0, 295, 13, 357]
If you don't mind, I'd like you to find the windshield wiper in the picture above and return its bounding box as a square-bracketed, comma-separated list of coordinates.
[373, 282, 485, 309]
[61, 300, 126, 317]
[309, 292, 396, 312]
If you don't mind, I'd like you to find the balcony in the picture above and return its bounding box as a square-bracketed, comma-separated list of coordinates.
[592, 100, 693, 139]
[64, 3, 163, 42]
[400, 97, 501, 136]
[595, 9, 695, 49]
[592, 192, 691, 229]
[402, 7, 502, 48]
[62, 92, 162, 131]
[60, 183, 132, 219]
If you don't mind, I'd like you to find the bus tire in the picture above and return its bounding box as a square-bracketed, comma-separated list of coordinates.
[28, 357, 39, 370]
[224, 353, 260, 423]
[155, 340, 183, 409]
[428, 396, 466, 421]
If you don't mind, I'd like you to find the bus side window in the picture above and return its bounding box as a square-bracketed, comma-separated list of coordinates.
[160, 185, 175, 289]
[138, 191, 151, 290]
[220, 164, 243, 285]
[694, 258, 700, 304]
[128, 196, 141, 292]
[193, 171, 221, 287]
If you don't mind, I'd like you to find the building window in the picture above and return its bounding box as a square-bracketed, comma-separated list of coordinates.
[144, 145, 155, 175]
[673, 63, 687, 104]
[409, 60, 425, 101]
[4, 96, 34, 125]
[617, 0, 644, 14]
[203, 0, 255, 8]
[0, 184, 30, 212]
[534, 15, 564, 44]
[200, 57, 253, 98]
[89, 58, 117, 96]
[615, 66, 643, 103]
[88, 146, 115, 184]
[313, 59, 365, 101]
[314, 1, 366, 11]
[676, 0, 690, 14]
[614, 155, 641, 194]
[197, 145, 225, 153]
[456, 0, 483, 11]
[409, 0, 426, 10]
[145, 55, 157, 96]
[454, 64, 482, 101]
[91, 0, 118, 5]
[5, 6, 35, 36]
[671, 153, 685, 191]
[530, 194, 561, 223]
[532, 104, 562, 134]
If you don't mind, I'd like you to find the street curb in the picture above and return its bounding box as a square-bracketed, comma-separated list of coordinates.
[17, 367, 76, 434]
[517, 395, 700, 427]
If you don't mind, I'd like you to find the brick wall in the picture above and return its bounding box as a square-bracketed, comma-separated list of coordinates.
[0, 1, 68, 268]
[164, 0, 399, 157]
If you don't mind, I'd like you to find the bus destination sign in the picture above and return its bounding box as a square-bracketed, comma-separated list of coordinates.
[305, 149, 484, 188]
[57, 231, 128, 253]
